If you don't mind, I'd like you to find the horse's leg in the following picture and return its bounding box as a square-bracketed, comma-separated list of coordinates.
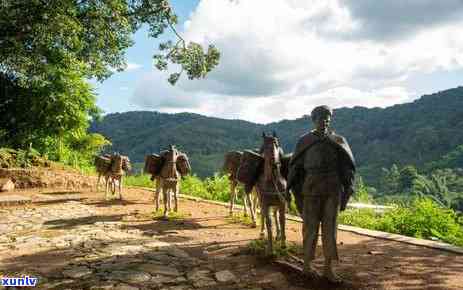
[279, 202, 287, 248]
[162, 185, 169, 218]
[105, 176, 109, 200]
[246, 192, 257, 227]
[97, 173, 101, 191]
[253, 190, 259, 215]
[174, 181, 179, 212]
[257, 189, 265, 238]
[263, 202, 273, 256]
[167, 184, 172, 212]
[229, 179, 237, 215]
[111, 176, 116, 195]
[243, 190, 248, 217]
[155, 178, 161, 212]
[118, 175, 122, 200]
[274, 208, 280, 241]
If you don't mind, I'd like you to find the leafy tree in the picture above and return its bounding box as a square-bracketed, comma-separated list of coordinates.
[0, 72, 99, 150]
[398, 165, 420, 193]
[0, 0, 220, 86]
[352, 175, 374, 203]
[412, 174, 452, 208]
[380, 164, 400, 194]
[0, 0, 220, 165]
[426, 145, 463, 171]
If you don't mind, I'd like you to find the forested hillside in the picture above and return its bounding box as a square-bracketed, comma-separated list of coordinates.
[90, 87, 463, 184]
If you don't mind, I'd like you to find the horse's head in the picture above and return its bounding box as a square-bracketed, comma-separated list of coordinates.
[122, 156, 131, 172]
[261, 131, 282, 183]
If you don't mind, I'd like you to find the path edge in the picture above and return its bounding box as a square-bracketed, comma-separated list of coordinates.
[132, 186, 463, 255]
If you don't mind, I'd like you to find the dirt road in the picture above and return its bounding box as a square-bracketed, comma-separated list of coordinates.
[1, 188, 462, 290]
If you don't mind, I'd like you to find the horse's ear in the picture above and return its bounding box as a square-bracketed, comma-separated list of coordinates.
[262, 132, 266, 138]
[272, 130, 277, 138]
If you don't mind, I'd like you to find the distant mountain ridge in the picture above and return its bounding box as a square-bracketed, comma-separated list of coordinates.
[90, 87, 463, 185]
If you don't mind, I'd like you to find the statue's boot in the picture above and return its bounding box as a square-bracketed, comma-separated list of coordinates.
[323, 264, 342, 284]
[302, 264, 319, 279]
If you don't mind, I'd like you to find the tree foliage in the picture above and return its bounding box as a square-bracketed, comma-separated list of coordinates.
[0, 0, 220, 85]
[0, 0, 220, 166]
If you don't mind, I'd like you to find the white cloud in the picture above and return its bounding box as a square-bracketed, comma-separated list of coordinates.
[126, 62, 142, 71]
[129, 0, 463, 123]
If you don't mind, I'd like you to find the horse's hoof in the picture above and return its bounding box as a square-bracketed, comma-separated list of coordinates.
[251, 222, 257, 228]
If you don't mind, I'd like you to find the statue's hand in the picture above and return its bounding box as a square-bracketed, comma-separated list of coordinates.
[284, 189, 292, 203]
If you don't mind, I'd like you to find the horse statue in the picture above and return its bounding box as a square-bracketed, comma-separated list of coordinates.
[95, 153, 112, 191]
[95, 153, 131, 200]
[223, 150, 258, 226]
[148, 145, 190, 218]
[254, 132, 288, 256]
[109, 154, 131, 200]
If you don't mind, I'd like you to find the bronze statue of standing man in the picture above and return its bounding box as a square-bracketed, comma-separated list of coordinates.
[287, 105, 356, 283]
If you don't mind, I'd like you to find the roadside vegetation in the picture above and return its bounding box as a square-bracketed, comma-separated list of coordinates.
[125, 171, 463, 247]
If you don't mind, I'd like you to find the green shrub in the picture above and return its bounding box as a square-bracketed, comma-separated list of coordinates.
[338, 208, 381, 230]
[377, 198, 463, 246]
[339, 198, 463, 247]
[180, 174, 246, 204]
[124, 174, 153, 188]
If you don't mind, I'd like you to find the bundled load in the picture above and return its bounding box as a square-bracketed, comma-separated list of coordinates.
[111, 155, 124, 175]
[223, 151, 243, 175]
[94, 155, 112, 174]
[144, 154, 164, 176]
[176, 153, 191, 177]
[280, 153, 293, 180]
[236, 150, 264, 188]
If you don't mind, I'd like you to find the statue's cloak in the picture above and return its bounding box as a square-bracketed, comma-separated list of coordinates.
[287, 130, 356, 215]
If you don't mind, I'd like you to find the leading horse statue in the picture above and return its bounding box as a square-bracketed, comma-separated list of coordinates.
[254, 132, 289, 256]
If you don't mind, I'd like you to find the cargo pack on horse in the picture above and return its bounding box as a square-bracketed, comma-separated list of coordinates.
[110, 154, 131, 200]
[95, 154, 112, 192]
[223, 150, 260, 226]
[254, 132, 289, 256]
[94, 153, 131, 200]
[146, 145, 190, 218]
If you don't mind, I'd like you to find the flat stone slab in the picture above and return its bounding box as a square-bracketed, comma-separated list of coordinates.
[137, 264, 180, 277]
[0, 194, 31, 206]
[215, 270, 237, 283]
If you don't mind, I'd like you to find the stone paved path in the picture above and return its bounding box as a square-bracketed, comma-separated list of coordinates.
[1, 188, 462, 290]
[0, 194, 290, 290]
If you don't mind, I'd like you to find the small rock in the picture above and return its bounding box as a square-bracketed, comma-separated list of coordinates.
[215, 270, 237, 283]
[124, 271, 152, 283]
[257, 272, 287, 285]
[188, 269, 216, 288]
[0, 178, 15, 192]
[368, 250, 384, 255]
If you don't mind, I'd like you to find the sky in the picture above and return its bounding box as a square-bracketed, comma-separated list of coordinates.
[95, 0, 463, 124]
